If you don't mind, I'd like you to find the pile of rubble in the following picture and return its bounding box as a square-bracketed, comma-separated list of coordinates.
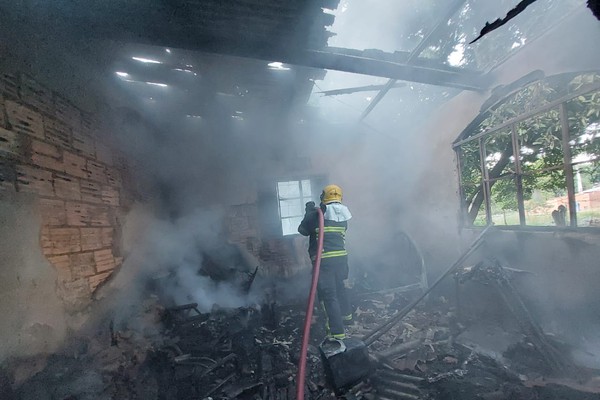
[5, 278, 600, 400]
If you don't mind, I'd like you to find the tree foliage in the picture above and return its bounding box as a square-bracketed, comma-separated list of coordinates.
[459, 72, 600, 224]
[421, 0, 585, 70]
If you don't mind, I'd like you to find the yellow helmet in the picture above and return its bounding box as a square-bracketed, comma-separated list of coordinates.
[321, 184, 343, 204]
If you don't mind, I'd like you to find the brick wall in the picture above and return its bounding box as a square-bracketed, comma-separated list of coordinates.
[226, 203, 310, 276]
[0, 72, 129, 310]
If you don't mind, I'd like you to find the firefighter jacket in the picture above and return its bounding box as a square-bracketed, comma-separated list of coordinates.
[298, 202, 352, 260]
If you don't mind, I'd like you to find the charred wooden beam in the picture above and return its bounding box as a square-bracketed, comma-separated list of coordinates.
[296, 49, 486, 91]
[358, 0, 472, 120]
[317, 82, 407, 96]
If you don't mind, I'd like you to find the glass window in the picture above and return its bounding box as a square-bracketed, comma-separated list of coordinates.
[523, 169, 568, 226]
[277, 179, 314, 235]
[455, 72, 600, 228]
[423, 0, 585, 70]
[489, 176, 518, 226]
[326, 0, 447, 53]
[567, 90, 600, 226]
[458, 140, 486, 225]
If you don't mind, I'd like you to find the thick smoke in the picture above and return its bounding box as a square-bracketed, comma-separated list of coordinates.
[0, 195, 67, 360]
[106, 204, 256, 323]
[306, 0, 600, 370]
[99, 58, 310, 317]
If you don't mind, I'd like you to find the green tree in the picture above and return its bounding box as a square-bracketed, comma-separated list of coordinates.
[459, 72, 600, 224]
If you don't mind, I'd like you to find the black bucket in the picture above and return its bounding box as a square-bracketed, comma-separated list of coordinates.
[319, 338, 372, 394]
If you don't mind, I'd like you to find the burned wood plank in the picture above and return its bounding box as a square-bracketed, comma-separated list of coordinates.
[470, 0, 538, 44]
[203, 372, 235, 398]
[199, 353, 237, 378]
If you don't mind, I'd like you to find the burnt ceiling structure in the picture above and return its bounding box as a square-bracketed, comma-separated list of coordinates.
[0, 0, 594, 138]
[2, 0, 485, 89]
[1, 0, 590, 127]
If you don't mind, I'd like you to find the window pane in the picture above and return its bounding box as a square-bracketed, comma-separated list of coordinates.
[327, 0, 447, 54]
[281, 217, 303, 236]
[459, 140, 485, 225]
[489, 176, 518, 226]
[518, 108, 563, 172]
[523, 170, 568, 226]
[574, 160, 600, 227]
[566, 89, 600, 226]
[301, 180, 311, 197]
[279, 198, 302, 218]
[485, 128, 515, 178]
[278, 181, 300, 199]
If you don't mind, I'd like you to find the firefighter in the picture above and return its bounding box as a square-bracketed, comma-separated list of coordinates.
[298, 184, 353, 340]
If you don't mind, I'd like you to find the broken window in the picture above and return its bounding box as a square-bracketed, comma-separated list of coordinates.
[455, 71, 600, 228]
[277, 179, 314, 236]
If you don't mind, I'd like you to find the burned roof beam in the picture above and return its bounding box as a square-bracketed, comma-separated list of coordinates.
[290, 49, 486, 91]
[359, 0, 469, 120]
[470, 0, 539, 44]
[317, 82, 407, 96]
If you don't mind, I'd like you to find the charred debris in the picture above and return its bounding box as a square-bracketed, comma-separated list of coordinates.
[5, 246, 600, 400]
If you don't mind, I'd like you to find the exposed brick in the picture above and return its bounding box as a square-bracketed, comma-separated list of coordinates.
[5, 100, 44, 139]
[101, 228, 114, 247]
[80, 113, 97, 137]
[89, 272, 112, 291]
[54, 96, 81, 129]
[31, 139, 59, 158]
[41, 227, 81, 255]
[66, 202, 111, 226]
[46, 254, 71, 281]
[80, 179, 103, 204]
[90, 207, 112, 226]
[86, 160, 106, 183]
[19, 74, 54, 116]
[0, 73, 19, 99]
[101, 186, 119, 206]
[31, 151, 63, 171]
[54, 174, 81, 200]
[72, 130, 95, 157]
[229, 216, 250, 231]
[63, 151, 87, 178]
[15, 165, 54, 196]
[44, 117, 71, 149]
[70, 252, 96, 279]
[106, 168, 122, 187]
[0, 162, 16, 193]
[0, 126, 24, 158]
[39, 198, 67, 226]
[94, 248, 116, 273]
[81, 227, 104, 251]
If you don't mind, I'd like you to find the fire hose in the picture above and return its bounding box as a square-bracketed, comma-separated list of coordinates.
[296, 207, 325, 400]
[295, 216, 492, 397]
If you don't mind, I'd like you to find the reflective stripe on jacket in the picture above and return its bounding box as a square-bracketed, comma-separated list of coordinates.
[298, 202, 351, 260]
[316, 222, 347, 258]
